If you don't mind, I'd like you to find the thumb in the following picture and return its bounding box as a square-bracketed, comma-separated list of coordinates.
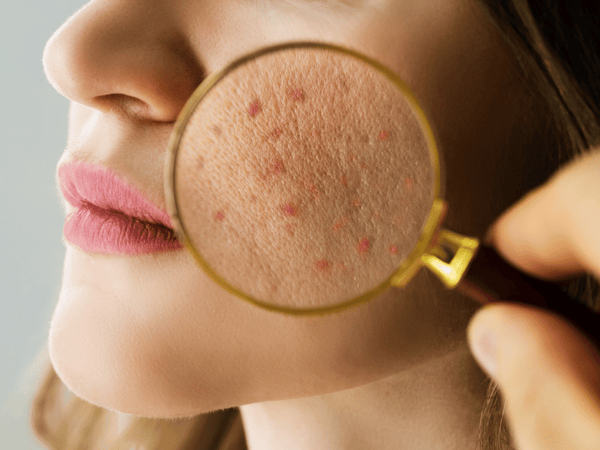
[467, 303, 600, 450]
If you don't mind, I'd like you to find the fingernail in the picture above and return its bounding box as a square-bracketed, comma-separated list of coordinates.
[469, 326, 499, 379]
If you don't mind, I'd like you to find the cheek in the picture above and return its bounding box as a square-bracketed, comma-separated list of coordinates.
[175, 46, 434, 309]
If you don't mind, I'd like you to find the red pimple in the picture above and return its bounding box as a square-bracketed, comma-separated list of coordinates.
[282, 203, 297, 216]
[374, 212, 381, 219]
[394, 215, 404, 226]
[271, 127, 283, 138]
[311, 130, 321, 138]
[332, 218, 347, 231]
[248, 99, 262, 117]
[358, 238, 370, 253]
[271, 160, 284, 174]
[378, 130, 389, 140]
[360, 162, 369, 169]
[214, 210, 225, 222]
[389, 245, 398, 254]
[405, 176, 414, 189]
[262, 159, 285, 180]
[353, 198, 361, 207]
[300, 179, 320, 199]
[348, 153, 357, 162]
[304, 182, 319, 198]
[289, 88, 305, 101]
[316, 259, 330, 271]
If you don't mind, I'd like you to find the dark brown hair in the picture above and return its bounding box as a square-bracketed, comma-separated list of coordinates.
[30, 1, 600, 449]
[475, 0, 600, 448]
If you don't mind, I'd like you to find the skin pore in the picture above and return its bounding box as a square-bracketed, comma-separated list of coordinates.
[43, 0, 545, 449]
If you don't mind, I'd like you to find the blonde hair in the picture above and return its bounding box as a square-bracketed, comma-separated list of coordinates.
[30, 1, 600, 449]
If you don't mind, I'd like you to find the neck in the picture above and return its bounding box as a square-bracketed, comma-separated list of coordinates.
[240, 344, 488, 450]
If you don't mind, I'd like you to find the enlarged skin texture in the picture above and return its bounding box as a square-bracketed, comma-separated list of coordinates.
[42, 0, 551, 448]
[176, 45, 433, 309]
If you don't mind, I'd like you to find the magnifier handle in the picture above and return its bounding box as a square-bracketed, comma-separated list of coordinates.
[459, 244, 600, 351]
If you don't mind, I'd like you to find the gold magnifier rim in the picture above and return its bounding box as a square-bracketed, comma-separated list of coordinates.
[164, 40, 443, 316]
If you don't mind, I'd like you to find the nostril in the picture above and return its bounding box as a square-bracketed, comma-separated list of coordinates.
[95, 94, 157, 124]
[44, 21, 208, 124]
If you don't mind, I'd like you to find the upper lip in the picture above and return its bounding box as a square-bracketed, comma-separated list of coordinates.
[57, 160, 173, 229]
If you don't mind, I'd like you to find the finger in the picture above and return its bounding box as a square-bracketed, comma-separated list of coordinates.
[468, 303, 600, 450]
[485, 148, 600, 281]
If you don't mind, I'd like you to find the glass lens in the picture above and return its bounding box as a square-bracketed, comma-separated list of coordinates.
[168, 42, 436, 312]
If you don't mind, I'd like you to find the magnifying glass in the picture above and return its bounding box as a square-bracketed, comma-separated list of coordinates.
[165, 41, 600, 346]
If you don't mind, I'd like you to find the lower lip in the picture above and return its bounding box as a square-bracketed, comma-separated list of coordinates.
[64, 204, 182, 255]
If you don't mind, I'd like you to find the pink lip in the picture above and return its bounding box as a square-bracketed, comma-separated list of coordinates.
[58, 161, 182, 255]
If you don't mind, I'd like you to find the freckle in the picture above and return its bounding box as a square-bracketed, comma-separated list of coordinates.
[378, 130, 389, 140]
[311, 130, 321, 138]
[338, 262, 348, 271]
[198, 155, 204, 169]
[353, 198, 361, 207]
[248, 99, 262, 117]
[348, 153, 357, 162]
[289, 88, 305, 101]
[394, 215, 403, 225]
[374, 212, 381, 219]
[389, 245, 398, 254]
[340, 174, 348, 186]
[214, 210, 225, 222]
[360, 162, 369, 169]
[212, 125, 222, 136]
[358, 237, 370, 253]
[333, 218, 347, 231]
[316, 259, 330, 271]
[282, 203, 297, 216]
[405, 176, 414, 189]
[271, 127, 283, 138]
[250, 195, 257, 203]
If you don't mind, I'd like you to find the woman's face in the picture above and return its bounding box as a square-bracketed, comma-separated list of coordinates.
[44, 0, 541, 418]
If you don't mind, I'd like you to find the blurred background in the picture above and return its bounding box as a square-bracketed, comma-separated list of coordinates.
[1, 1, 86, 448]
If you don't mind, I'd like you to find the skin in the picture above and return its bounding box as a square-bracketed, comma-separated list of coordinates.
[43, 0, 550, 448]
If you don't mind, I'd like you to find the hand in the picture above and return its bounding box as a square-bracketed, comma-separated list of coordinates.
[467, 149, 600, 450]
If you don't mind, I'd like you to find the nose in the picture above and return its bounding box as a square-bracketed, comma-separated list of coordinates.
[42, 1, 205, 123]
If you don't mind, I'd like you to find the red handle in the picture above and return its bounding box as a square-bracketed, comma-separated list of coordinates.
[458, 244, 600, 350]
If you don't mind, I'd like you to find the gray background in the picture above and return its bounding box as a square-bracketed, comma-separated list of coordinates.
[1, 1, 86, 448]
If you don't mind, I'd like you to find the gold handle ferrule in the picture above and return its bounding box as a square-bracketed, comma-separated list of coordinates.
[421, 229, 480, 288]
